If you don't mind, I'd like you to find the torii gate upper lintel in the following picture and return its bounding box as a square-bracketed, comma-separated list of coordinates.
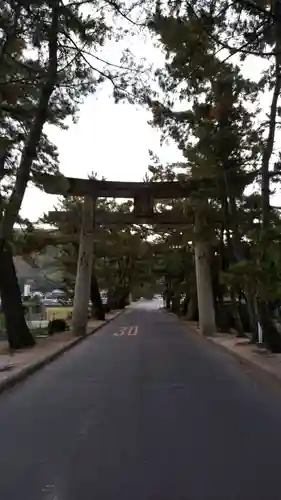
[35, 172, 194, 199]
[39, 172, 195, 221]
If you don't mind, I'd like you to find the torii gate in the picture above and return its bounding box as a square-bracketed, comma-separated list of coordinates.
[36, 173, 216, 337]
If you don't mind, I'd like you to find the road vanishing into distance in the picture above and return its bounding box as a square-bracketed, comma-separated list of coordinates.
[1, 300, 281, 499]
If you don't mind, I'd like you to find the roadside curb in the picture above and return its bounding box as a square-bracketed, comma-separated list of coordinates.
[184, 321, 281, 389]
[0, 309, 125, 396]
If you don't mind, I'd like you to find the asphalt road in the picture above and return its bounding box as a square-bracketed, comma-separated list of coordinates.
[1, 301, 281, 499]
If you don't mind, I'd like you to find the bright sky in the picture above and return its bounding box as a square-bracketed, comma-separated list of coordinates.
[20, 35, 280, 221]
[21, 93, 184, 221]
[21, 93, 182, 221]
[21, 31, 181, 221]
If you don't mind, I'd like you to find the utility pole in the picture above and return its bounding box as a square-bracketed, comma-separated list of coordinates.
[71, 196, 95, 336]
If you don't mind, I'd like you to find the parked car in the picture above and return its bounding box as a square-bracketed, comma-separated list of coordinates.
[43, 298, 60, 306]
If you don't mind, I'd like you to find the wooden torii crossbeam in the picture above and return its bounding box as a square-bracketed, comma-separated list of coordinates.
[36, 172, 210, 220]
[35, 172, 207, 198]
[39, 173, 216, 339]
[48, 209, 189, 226]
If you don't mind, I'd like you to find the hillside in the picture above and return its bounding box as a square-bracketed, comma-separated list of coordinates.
[14, 246, 62, 292]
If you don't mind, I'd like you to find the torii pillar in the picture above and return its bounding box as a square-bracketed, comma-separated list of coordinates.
[193, 205, 216, 336]
[71, 196, 95, 336]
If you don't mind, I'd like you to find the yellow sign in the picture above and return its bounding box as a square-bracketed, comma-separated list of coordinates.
[113, 325, 138, 337]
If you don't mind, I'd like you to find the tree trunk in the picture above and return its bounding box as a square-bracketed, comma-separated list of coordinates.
[0, 3, 59, 349]
[258, 299, 281, 352]
[72, 196, 95, 336]
[2, 4, 58, 236]
[0, 239, 35, 349]
[227, 196, 258, 336]
[90, 273, 105, 321]
[186, 289, 198, 320]
[261, 36, 281, 226]
[115, 285, 128, 309]
[163, 275, 172, 309]
[230, 289, 245, 337]
[171, 293, 181, 314]
[248, 292, 258, 343]
[257, 15, 281, 350]
[181, 293, 189, 315]
[217, 86, 259, 339]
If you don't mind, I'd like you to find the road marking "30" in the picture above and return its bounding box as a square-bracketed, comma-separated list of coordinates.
[113, 325, 138, 337]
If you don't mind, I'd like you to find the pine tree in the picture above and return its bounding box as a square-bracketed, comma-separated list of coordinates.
[0, 0, 146, 348]
[145, 5, 267, 336]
